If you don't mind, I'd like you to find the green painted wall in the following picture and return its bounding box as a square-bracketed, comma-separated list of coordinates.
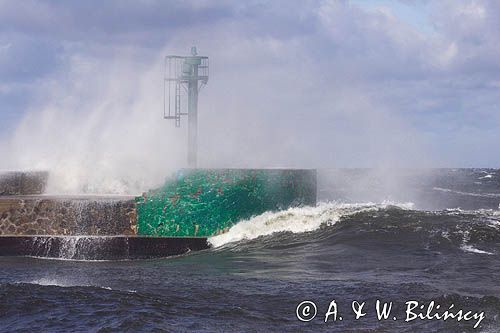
[135, 169, 316, 237]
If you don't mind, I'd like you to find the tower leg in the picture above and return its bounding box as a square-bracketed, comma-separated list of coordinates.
[187, 67, 199, 168]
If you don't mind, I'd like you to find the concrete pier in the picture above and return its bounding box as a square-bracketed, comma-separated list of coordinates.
[0, 169, 317, 259]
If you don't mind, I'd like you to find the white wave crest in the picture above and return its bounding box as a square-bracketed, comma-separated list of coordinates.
[433, 187, 500, 198]
[28, 278, 76, 287]
[208, 201, 414, 248]
[24, 278, 137, 293]
[460, 245, 494, 255]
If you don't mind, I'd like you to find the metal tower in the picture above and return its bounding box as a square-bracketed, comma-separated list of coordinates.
[164, 47, 209, 168]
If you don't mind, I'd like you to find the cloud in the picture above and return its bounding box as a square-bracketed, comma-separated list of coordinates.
[1, 0, 499, 193]
[0, 1, 232, 39]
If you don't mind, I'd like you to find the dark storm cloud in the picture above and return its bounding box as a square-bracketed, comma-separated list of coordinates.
[0, 0, 316, 84]
[0, 1, 233, 43]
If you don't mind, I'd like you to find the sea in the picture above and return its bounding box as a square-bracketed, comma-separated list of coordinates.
[0, 169, 499, 332]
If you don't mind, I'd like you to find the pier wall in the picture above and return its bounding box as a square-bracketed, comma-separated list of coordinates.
[0, 197, 137, 236]
[1, 169, 317, 238]
[0, 236, 208, 260]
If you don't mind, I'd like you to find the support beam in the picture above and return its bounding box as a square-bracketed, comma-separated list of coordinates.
[187, 64, 199, 168]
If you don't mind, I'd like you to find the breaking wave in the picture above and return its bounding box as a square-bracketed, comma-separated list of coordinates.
[208, 201, 414, 247]
[208, 201, 500, 259]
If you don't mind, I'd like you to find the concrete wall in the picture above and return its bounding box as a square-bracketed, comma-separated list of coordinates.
[0, 196, 137, 236]
[0, 236, 208, 260]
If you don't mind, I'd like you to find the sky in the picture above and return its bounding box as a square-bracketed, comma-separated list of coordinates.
[0, 0, 499, 192]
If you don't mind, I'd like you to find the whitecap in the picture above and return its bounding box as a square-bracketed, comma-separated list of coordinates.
[433, 187, 500, 198]
[460, 245, 494, 255]
[208, 201, 413, 248]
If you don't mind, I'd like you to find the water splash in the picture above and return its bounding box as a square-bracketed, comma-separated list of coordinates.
[30, 236, 117, 260]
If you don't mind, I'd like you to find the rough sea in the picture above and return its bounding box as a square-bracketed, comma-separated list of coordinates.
[1, 169, 499, 332]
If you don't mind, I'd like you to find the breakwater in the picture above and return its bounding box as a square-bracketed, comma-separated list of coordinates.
[0, 169, 317, 259]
